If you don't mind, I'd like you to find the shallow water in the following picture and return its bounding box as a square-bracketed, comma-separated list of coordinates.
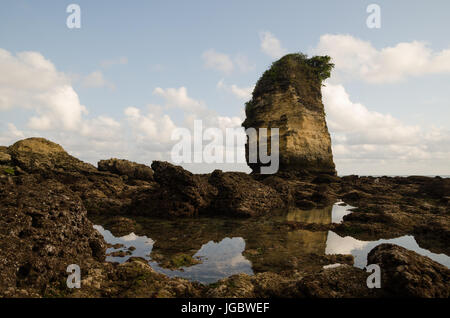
[93, 201, 449, 284]
[325, 232, 450, 268]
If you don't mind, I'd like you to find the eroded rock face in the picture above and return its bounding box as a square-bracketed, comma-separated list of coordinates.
[242, 54, 336, 175]
[8, 138, 96, 173]
[367, 244, 450, 298]
[126, 163, 285, 217]
[98, 158, 154, 182]
[208, 170, 284, 217]
[0, 175, 105, 297]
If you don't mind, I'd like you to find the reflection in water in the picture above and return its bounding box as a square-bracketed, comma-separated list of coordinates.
[151, 237, 253, 284]
[94, 225, 252, 284]
[285, 201, 354, 224]
[326, 231, 450, 268]
[94, 225, 153, 263]
[93, 202, 449, 284]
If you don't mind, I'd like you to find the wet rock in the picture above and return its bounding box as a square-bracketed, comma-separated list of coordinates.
[419, 177, 450, 199]
[72, 258, 203, 298]
[127, 161, 216, 217]
[294, 265, 377, 298]
[312, 174, 341, 184]
[295, 199, 316, 210]
[0, 174, 105, 297]
[205, 272, 298, 298]
[98, 158, 154, 182]
[342, 190, 371, 202]
[242, 53, 336, 175]
[367, 244, 450, 298]
[102, 216, 141, 237]
[208, 170, 284, 217]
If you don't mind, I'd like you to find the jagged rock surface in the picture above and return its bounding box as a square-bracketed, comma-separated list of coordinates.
[0, 175, 105, 297]
[98, 158, 154, 182]
[367, 244, 450, 298]
[8, 137, 96, 173]
[208, 170, 284, 217]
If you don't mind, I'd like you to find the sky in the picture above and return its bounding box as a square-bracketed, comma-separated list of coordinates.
[0, 0, 449, 176]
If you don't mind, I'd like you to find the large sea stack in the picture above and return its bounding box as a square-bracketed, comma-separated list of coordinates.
[242, 53, 336, 175]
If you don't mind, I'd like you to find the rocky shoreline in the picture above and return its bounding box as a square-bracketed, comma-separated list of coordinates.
[0, 137, 449, 298]
[1, 54, 448, 298]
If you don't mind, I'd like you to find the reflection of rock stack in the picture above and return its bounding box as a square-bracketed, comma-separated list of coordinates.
[285, 206, 332, 224]
[242, 54, 336, 175]
[287, 230, 328, 255]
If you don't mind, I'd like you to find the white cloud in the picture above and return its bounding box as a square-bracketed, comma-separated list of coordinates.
[323, 83, 420, 145]
[82, 71, 115, 89]
[322, 83, 450, 175]
[0, 123, 25, 145]
[153, 86, 205, 112]
[202, 49, 234, 74]
[217, 79, 254, 100]
[259, 31, 288, 59]
[314, 34, 450, 83]
[0, 48, 88, 131]
[124, 106, 177, 146]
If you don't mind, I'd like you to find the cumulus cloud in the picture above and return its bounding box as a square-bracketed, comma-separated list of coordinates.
[124, 106, 177, 146]
[217, 79, 254, 100]
[259, 31, 288, 59]
[153, 86, 205, 112]
[314, 34, 450, 83]
[322, 83, 450, 175]
[323, 83, 420, 145]
[202, 49, 234, 74]
[0, 123, 25, 145]
[0, 48, 88, 131]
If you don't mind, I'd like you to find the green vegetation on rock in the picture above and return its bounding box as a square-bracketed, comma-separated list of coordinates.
[247, 53, 334, 113]
[3, 167, 15, 175]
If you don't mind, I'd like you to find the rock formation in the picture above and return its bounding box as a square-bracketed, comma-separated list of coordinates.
[0, 174, 105, 297]
[98, 158, 154, 182]
[8, 137, 96, 173]
[368, 244, 450, 297]
[242, 54, 336, 175]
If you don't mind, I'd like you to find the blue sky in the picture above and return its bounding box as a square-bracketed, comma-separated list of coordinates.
[1, 0, 449, 175]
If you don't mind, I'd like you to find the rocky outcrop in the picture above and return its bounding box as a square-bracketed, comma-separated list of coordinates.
[367, 244, 450, 298]
[126, 162, 284, 217]
[242, 54, 336, 175]
[208, 170, 284, 217]
[0, 174, 105, 297]
[8, 138, 96, 174]
[71, 258, 203, 298]
[126, 161, 216, 217]
[98, 158, 154, 182]
[294, 264, 377, 298]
